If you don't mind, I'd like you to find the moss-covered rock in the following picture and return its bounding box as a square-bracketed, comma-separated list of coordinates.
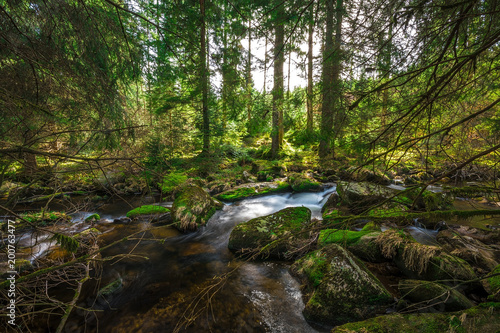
[291, 244, 393, 326]
[172, 185, 222, 232]
[228, 207, 312, 259]
[399, 279, 474, 312]
[331, 302, 500, 333]
[376, 230, 477, 283]
[215, 181, 291, 201]
[483, 265, 500, 301]
[318, 228, 385, 263]
[288, 172, 322, 192]
[16, 211, 72, 230]
[126, 205, 170, 218]
[338, 167, 391, 185]
[362, 221, 382, 232]
[336, 181, 397, 213]
[404, 187, 453, 212]
[437, 229, 499, 272]
[319, 229, 375, 246]
[321, 192, 340, 214]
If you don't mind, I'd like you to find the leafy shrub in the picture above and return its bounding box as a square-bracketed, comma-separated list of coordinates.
[160, 171, 187, 193]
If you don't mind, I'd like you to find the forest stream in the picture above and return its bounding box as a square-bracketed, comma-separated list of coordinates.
[7, 183, 499, 332]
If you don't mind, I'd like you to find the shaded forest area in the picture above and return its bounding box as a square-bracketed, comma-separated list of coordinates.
[1, 0, 500, 332]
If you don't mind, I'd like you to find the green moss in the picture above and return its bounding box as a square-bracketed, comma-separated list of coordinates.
[292, 244, 393, 326]
[126, 205, 170, 218]
[318, 229, 374, 246]
[159, 171, 188, 193]
[228, 206, 312, 259]
[17, 211, 71, 229]
[486, 265, 500, 300]
[332, 303, 500, 333]
[361, 221, 381, 232]
[172, 185, 221, 231]
[75, 228, 101, 238]
[216, 182, 292, 201]
[85, 213, 100, 222]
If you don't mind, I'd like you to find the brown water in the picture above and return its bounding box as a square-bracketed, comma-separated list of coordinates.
[63, 189, 336, 333]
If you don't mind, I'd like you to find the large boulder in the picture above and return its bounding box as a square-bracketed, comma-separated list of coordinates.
[336, 181, 397, 213]
[291, 244, 393, 327]
[336, 182, 453, 214]
[287, 172, 322, 192]
[437, 229, 499, 272]
[331, 302, 500, 333]
[171, 185, 223, 232]
[228, 207, 312, 259]
[483, 264, 500, 301]
[215, 181, 291, 202]
[398, 279, 474, 312]
[375, 229, 477, 283]
[318, 224, 386, 263]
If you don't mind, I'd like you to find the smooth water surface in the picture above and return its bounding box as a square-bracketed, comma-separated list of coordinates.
[75, 188, 336, 332]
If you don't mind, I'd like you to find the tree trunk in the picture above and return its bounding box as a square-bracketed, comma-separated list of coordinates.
[263, 36, 268, 94]
[306, 4, 314, 133]
[271, 6, 285, 159]
[319, 0, 335, 159]
[319, 0, 343, 159]
[200, 0, 210, 155]
[247, 20, 252, 123]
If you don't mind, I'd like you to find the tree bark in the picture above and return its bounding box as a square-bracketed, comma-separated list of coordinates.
[306, 4, 314, 133]
[263, 36, 268, 94]
[247, 20, 252, 123]
[271, 5, 285, 159]
[319, 0, 343, 159]
[200, 0, 210, 155]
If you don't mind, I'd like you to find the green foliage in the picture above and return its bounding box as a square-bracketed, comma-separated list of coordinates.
[160, 171, 188, 193]
[51, 233, 79, 253]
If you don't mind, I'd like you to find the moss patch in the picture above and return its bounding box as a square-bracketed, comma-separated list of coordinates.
[228, 206, 312, 259]
[318, 229, 374, 246]
[485, 265, 500, 301]
[16, 211, 71, 230]
[85, 213, 100, 222]
[172, 185, 222, 232]
[291, 244, 393, 326]
[332, 303, 500, 333]
[376, 229, 476, 282]
[126, 205, 170, 218]
[216, 181, 292, 201]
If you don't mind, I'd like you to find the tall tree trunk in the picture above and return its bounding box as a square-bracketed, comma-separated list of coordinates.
[246, 20, 252, 123]
[271, 5, 285, 159]
[319, 0, 343, 159]
[331, 0, 344, 149]
[222, 1, 228, 135]
[200, 0, 210, 155]
[306, 4, 314, 133]
[263, 36, 268, 94]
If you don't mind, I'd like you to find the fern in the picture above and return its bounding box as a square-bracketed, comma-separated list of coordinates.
[52, 233, 79, 253]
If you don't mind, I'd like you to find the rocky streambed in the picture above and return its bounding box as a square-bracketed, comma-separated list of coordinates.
[1, 180, 500, 332]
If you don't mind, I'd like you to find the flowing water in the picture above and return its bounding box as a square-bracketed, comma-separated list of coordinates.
[66, 187, 336, 333]
[7, 182, 500, 332]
